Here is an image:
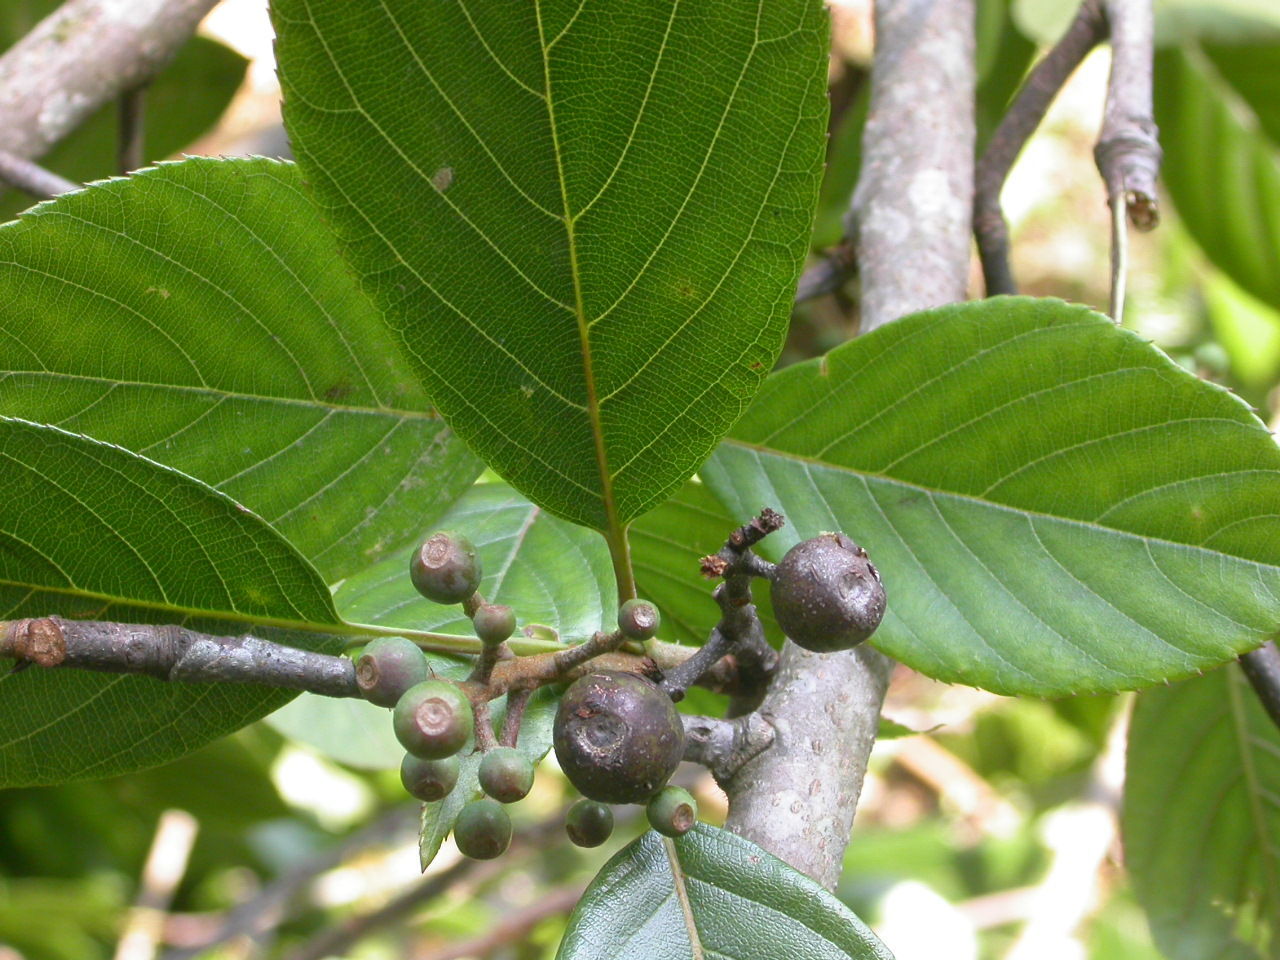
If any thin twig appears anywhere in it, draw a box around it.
[0,148,79,199]
[1240,642,1280,731]
[118,84,148,175]
[794,241,857,304]
[1108,193,1128,322]
[499,688,533,747]
[413,884,585,960]
[114,810,199,960]
[974,0,1106,296]
[681,712,775,783]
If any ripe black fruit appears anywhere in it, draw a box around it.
[400,753,460,802]
[617,598,660,641]
[453,798,512,860]
[393,680,473,759]
[409,532,481,604]
[355,636,430,707]
[770,533,885,652]
[553,671,684,804]
[646,785,697,837]
[565,799,614,847]
[478,747,535,803]
[473,603,516,646]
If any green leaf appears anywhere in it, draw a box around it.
[975,0,1036,150]
[0,3,247,221]
[334,482,616,645]
[557,824,893,960]
[1155,46,1280,311]
[0,157,481,582]
[1124,664,1279,959]
[0,419,342,786]
[1201,42,1280,144]
[418,686,558,870]
[272,0,829,533]
[703,297,1280,697]
[630,480,779,645]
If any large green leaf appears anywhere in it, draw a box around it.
[702,297,1280,697]
[0,157,481,582]
[1155,46,1280,311]
[557,824,893,959]
[0,419,342,786]
[272,0,829,533]
[0,3,247,221]
[1124,664,1279,959]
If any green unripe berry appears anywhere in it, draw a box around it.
[393,680,473,759]
[409,532,481,605]
[473,604,516,646]
[646,786,697,837]
[355,636,430,707]
[565,799,614,848]
[478,747,535,803]
[453,798,512,860]
[617,598,660,641]
[553,671,684,804]
[770,533,885,653]
[399,753,460,802]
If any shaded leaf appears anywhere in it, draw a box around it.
[703,297,1280,696]
[335,482,616,645]
[557,824,893,959]
[1124,664,1279,959]
[273,0,829,532]
[0,157,481,581]
[1155,46,1280,311]
[0,419,342,786]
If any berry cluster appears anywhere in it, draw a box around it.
[357,532,696,861]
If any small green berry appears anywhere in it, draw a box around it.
[454,798,512,860]
[478,747,535,803]
[565,799,614,848]
[617,599,660,641]
[473,603,516,646]
[355,636,430,707]
[399,753,460,802]
[409,532,481,605]
[647,786,697,837]
[393,680,473,759]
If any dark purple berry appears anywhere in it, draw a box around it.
[409,532,481,605]
[553,671,684,804]
[400,753,460,802]
[355,636,430,707]
[453,798,512,860]
[473,604,516,646]
[565,799,614,848]
[646,786,697,837]
[617,599,660,641]
[393,680,473,759]
[770,533,885,653]
[478,747,535,803]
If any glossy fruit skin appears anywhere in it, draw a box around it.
[617,599,660,641]
[473,604,516,646]
[478,747,535,803]
[355,636,430,707]
[553,671,684,804]
[400,753,460,802]
[393,680,473,759]
[409,532,481,604]
[565,799,614,848]
[647,785,698,837]
[454,798,512,860]
[770,533,886,652]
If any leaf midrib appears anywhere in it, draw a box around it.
[0,370,439,420]
[723,437,1280,574]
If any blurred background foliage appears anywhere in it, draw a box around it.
[2,0,1278,958]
